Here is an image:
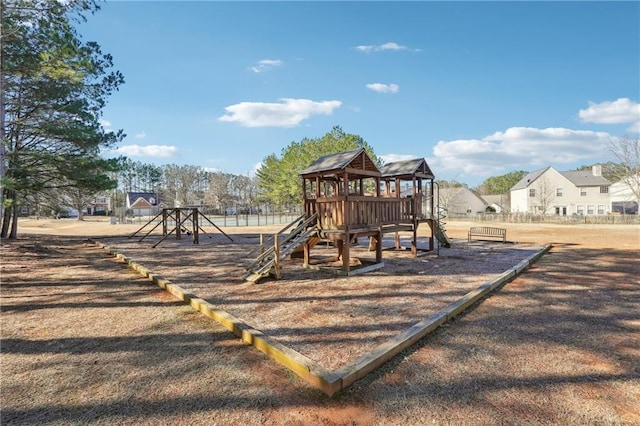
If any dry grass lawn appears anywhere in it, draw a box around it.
[1,217,639,425]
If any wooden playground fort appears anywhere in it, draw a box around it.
[245,148,451,282]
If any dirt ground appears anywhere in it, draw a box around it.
[1,217,639,425]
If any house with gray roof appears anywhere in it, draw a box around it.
[438,186,489,216]
[480,194,507,213]
[510,165,611,216]
[126,192,163,217]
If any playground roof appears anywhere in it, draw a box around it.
[380,158,435,180]
[299,147,380,179]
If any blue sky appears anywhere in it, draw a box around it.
[81,1,640,187]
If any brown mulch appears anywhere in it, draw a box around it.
[97,232,545,371]
[1,221,639,425]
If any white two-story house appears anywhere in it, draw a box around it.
[610,173,639,214]
[510,166,611,216]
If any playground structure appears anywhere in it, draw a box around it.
[245,148,451,282]
[130,207,233,248]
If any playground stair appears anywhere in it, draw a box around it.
[243,213,318,283]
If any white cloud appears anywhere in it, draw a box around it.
[432,127,612,175]
[114,144,178,158]
[354,42,416,53]
[380,154,417,164]
[99,119,114,134]
[366,83,399,94]
[134,131,146,139]
[251,59,283,73]
[218,98,342,128]
[578,98,640,133]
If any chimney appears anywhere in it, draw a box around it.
[592,165,602,176]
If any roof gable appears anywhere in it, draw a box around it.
[130,198,153,208]
[299,148,380,178]
[380,158,434,179]
[510,167,550,190]
[127,192,160,206]
[481,194,505,206]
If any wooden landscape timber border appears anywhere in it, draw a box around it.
[90,238,551,397]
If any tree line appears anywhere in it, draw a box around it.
[2,1,637,238]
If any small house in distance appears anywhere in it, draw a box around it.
[126,192,162,217]
[437,186,489,216]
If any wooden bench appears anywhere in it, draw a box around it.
[468,226,506,242]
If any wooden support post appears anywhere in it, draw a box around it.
[162,209,168,236]
[376,230,382,264]
[274,234,281,280]
[175,209,181,240]
[342,234,351,273]
[411,227,417,257]
[259,234,264,256]
[303,241,310,267]
[192,208,199,244]
[394,231,400,250]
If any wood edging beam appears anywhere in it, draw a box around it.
[90,239,551,397]
[335,243,552,390]
[90,239,342,396]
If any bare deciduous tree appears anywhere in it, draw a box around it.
[533,176,557,215]
[609,135,640,203]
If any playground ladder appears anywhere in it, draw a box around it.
[243,213,318,283]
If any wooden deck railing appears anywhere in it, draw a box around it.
[305,195,426,230]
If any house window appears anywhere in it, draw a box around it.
[598,205,605,215]
[580,188,587,196]
[577,205,584,215]
[587,205,594,215]
[529,188,536,197]
[600,186,609,194]
[556,188,563,197]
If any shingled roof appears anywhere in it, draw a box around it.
[379,158,434,179]
[511,166,611,190]
[299,147,380,178]
[510,167,551,190]
[560,170,611,187]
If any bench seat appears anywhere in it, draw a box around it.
[468,226,506,242]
